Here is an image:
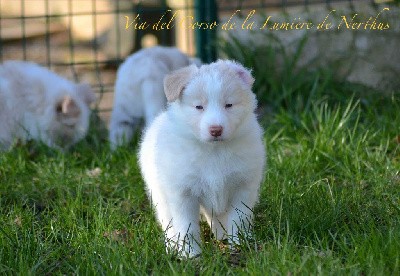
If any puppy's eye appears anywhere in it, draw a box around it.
[225,103,233,109]
[195,105,204,110]
[56,103,63,113]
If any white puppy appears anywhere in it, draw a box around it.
[0,61,95,151]
[109,46,200,149]
[139,60,266,257]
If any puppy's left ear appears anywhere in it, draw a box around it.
[226,61,254,88]
[76,83,97,105]
[164,64,198,102]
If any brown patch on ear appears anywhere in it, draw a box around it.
[164,64,198,102]
[223,60,254,88]
[76,83,96,105]
[57,96,81,117]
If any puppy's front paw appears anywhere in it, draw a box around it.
[166,235,202,259]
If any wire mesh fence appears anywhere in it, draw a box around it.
[0,0,392,122]
[217,0,375,10]
[0,0,195,121]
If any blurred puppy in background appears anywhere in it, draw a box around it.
[0,61,95,151]
[109,46,201,149]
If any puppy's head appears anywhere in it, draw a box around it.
[164,60,257,143]
[45,82,96,148]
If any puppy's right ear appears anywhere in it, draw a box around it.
[164,64,198,102]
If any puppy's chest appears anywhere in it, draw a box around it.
[189,152,247,212]
[199,171,244,210]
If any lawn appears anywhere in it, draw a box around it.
[1,42,399,274]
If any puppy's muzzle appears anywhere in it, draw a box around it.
[209,125,223,138]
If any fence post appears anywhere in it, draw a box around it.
[194,0,218,63]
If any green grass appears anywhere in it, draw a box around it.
[1,40,400,273]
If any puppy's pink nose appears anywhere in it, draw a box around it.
[209,125,223,137]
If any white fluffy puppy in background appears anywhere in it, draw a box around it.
[0,61,96,151]
[109,46,201,149]
[139,60,266,257]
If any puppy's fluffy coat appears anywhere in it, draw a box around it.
[139,60,265,257]
[109,46,200,149]
[0,61,95,150]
